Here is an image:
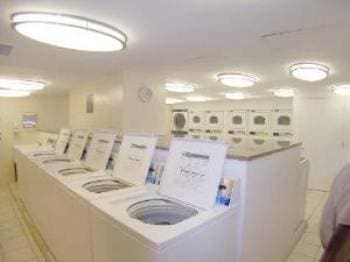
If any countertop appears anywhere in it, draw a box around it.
[155,136,302,161]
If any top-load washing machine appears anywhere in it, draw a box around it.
[30,128,71,157]
[205,110,224,129]
[226,110,247,131]
[272,109,293,132]
[89,139,240,262]
[172,109,188,137]
[248,110,271,134]
[66,134,158,201]
[35,129,89,166]
[42,132,116,183]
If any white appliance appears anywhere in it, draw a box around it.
[42,132,116,183]
[248,110,271,133]
[272,109,293,132]
[30,128,71,157]
[188,110,205,129]
[36,130,89,165]
[205,129,224,142]
[172,109,188,137]
[226,130,247,146]
[188,131,204,140]
[66,135,157,201]
[248,135,269,148]
[89,139,239,262]
[205,110,224,129]
[272,132,293,148]
[227,110,247,131]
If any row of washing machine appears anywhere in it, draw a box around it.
[14,129,240,262]
[172,109,293,136]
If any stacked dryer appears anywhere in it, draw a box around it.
[226,110,248,147]
[204,110,225,141]
[188,110,205,139]
[248,110,271,148]
[271,109,294,147]
[171,109,188,137]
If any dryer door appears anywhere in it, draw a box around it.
[227,111,247,130]
[249,111,270,132]
[189,111,204,129]
[273,111,292,132]
[173,112,188,130]
[205,111,224,129]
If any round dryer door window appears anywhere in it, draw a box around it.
[278,116,291,126]
[193,116,201,124]
[254,116,266,125]
[174,113,186,129]
[232,116,243,125]
[209,116,219,124]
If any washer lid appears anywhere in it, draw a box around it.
[112,135,157,185]
[66,130,89,160]
[85,133,116,170]
[159,139,228,210]
[55,128,71,155]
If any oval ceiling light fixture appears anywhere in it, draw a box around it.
[217,73,257,88]
[331,84,350,95]
[289,63,329,82]
[186,96,209,102]
[0,89,30,97]
[165,83,194,93]
[0,78,45,91]
[274,88,295,98]
[165,97,184,104]
[11,12,127,52]
[225,92,245,100]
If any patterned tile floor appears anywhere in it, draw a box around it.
[0,184,329,262]
[0,185,45,262]
[286,190,329,262]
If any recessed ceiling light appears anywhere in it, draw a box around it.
[165,83,194,93]
[186,96,209,102]
[331,84,350,95]
[0,78,45,91]
[0,89,30,97]
[11,12,127,52]
[274,89,295,98]
[165,97,184,104]
[225,92,245,100]
[217,73,257,88]
[290,63,329,82]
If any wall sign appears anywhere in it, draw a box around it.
[22,113,37,128]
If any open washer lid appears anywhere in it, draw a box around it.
[55,128,71,155]
[85,133,116,170]
[159,139,228,210]
[112,135,157,185]
[66,130,89,160]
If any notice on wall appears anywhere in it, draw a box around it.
[160,139,228,210]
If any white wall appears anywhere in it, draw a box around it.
[0,95,69,183]
[69,74,123,132]
[68,71,170,136]
[294,93,350,190]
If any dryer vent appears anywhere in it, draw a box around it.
[0,43,13,56]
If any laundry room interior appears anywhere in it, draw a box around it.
[0,1,350,262]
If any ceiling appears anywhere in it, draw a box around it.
[1,0,350,99]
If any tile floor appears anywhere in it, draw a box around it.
[286,189,329,262]
[0,186,45,262]
[0,184,329,262]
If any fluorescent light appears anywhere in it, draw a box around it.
[165,97,184,104]
[225,92,245,100]
[0,90,30,97]
[186,96,208,102]
[12,13,127,52]
[0,78,45,91]
[331,84,350,95]
[290,63,329,82]
[217,73,257,88]
[165,83,194,93]
[274,89,295,98]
